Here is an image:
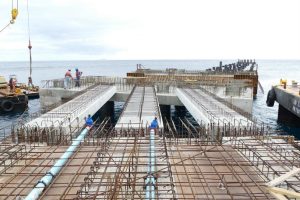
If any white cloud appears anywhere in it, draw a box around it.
[0,0,299,61]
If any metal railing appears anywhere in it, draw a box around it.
[42,76,134,92]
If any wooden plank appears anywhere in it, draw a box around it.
[0,89,10,96]
[269,191,288,200]
[267,167,300,187]
[268,187,300,199]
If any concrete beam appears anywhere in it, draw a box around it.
[26,86,117,134]
[110,91,183,106]
[75,86,116,126]
[39,85,93,107]
[40,88,79,107]
[156,93,183,106]
[223,97,253,114]
[175,88,211,124]
[41,88,251,113]
[115,87,163,129]
[175,88,251,126]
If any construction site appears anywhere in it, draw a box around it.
[0,60,299,200]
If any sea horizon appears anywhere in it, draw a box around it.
[1,58,300,62]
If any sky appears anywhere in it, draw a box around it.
[0,0,300,61]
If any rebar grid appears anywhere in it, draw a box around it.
[0,145,108,200]
[164,116,269,146]
[39,85,111,124]
[0,145,69,199]
[0,124,13,142]
[0,144,27,174]
[229,137,300,194]
[0,118,113,200]
[77,128,175,200]
[1,130,299,199]
[166,139,275,200]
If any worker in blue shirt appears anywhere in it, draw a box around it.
[85,114,93,127]
[149,117,159,134]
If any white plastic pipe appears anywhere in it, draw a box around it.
[25,126,90,200]
[145,129,156,199]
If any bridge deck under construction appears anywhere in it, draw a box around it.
[0,60,299,200]
[2,134,296,199]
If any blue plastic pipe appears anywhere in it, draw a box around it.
[145,129,156,199]
[25,126,90,200]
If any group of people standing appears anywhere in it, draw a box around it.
[64,68,83,89]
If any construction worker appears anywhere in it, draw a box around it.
[75,68,82,87]
[149,117,159,134]
[28,77,34,88]
[64,69,73,89]
[9,77,16,93]
[85,114,93,127]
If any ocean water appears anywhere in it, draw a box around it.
[0,60,299,138]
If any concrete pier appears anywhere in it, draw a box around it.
[39,84,94,107]
[25,85,116,134]
[272,84,300,124]
[36,81,253,131]
[176,88,251,126]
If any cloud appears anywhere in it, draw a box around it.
[0,0,300,61]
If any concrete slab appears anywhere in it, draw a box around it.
[39,84,94,107]
[115,86,163,129]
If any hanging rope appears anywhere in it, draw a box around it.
[26,0,33,86]
[0,23,11,33]
[26,0,31,41]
